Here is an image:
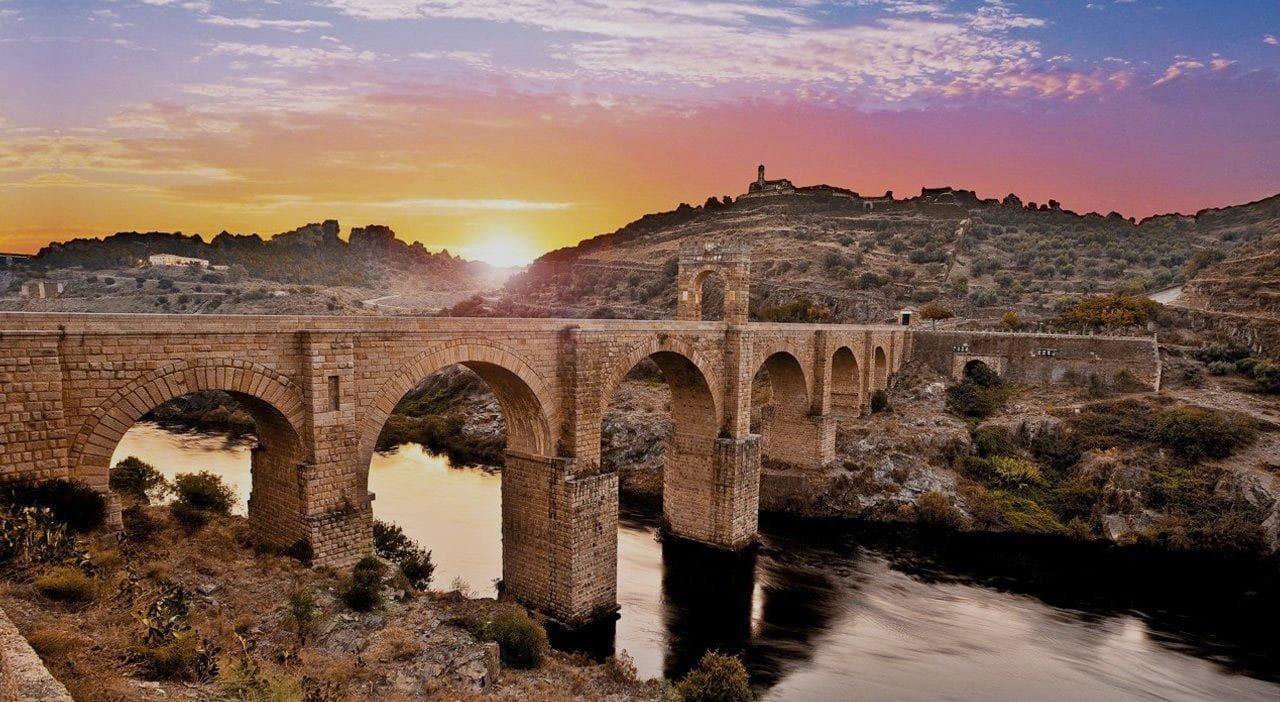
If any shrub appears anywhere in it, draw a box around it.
[135,586,220,682]
[171,502,211,532]
[469,606,548,669]
[0,506,88,567]
[965,456,1045,488]
[172,472,236,515]
[972,425,1018,458]
[1155,406,1256,459]
[914,491,965,528]
[288,588,319,645]
[342,557,386,612]
[674,652,754,702]
[1,479,107,533]
[869,389,890,413]
[1055,294,1158,330]
[34,566,95,602]
[373,520,435,590]
[110,457,169,504]
[1206,361,1235,376]
[122,505,162,542]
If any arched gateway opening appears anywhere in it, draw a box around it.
[72,361,308,550]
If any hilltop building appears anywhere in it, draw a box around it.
[744,164,796,197]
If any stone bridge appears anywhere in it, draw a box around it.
[0,242,1159,626]
[0,244,915,626]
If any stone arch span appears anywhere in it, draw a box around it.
[830,346,862,424]
[358,339,555,480]
[601,336,729,545]
[69,359,309,549]
[753,351,825,468]
[599,335,722,436]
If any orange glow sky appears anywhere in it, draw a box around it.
[2,1,1279,264]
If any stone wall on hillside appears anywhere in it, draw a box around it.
[910,330,1160,389]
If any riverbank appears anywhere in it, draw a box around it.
[0,503,660,701]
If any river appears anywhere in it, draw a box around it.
[114,423,1280,700]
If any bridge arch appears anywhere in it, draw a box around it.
[69,359,309,549]
[830,345,862,424]
[873,346,889,390]
[752,351,816,467]
[600,335,722,432]
[358,339,555,480]
[600,335,726,545]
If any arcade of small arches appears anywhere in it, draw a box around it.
[0,244,909,626]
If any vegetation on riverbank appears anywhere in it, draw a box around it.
[1,475,663,701]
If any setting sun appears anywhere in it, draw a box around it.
[466,231,538,268]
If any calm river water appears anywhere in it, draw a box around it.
[114,423,1280,701]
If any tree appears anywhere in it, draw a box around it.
[1000,311,1022,331]
[919,304,953,330]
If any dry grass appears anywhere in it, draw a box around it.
[2,504,660,701]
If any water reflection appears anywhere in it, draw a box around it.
[114,426,1280,701]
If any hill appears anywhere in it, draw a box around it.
[28,220,487,288]
[486,172,1280,323]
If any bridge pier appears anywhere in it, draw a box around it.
[501,451,619,626]
[759,412,836,472]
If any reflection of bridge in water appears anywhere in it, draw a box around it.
[0,242,1157,626]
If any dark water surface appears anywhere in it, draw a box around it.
[116,426,1280,701]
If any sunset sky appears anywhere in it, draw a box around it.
[2,1,1278,264]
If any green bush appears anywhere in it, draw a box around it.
[1236,357,1280,393]
[34,566,95,602]
[110,457,169,504]
[373,520,436,590]
[945,366,1013,419]
[1155,406,1256,459]
[965,456,1045,489]
[469,606,548,669]
[342,557,386,612]
[0,506,88,567]
[287,588,319,645]
[172,472,236,515]
[1,479,107,533]
[674,651,754,702]
[971,425,1018,458]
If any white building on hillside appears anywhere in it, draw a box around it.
[149,254,210,268]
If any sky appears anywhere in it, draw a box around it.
[1,1,1278,265]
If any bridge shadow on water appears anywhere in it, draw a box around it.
[553,509,1280,695]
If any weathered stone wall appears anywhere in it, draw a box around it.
[0,333,68,483]
[910,330,1160,388]
[0,605,72,702]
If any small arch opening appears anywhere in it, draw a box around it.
[695,269,726,321]
[873,347,889,390]
[830,346,861,423]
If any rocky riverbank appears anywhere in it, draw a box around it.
[0,504,660,701]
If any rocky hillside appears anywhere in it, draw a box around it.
[487,183,1280,323]
[3,220,508,315]
[1181,227,1280,319]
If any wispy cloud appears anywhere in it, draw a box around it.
[200,16,332,33]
